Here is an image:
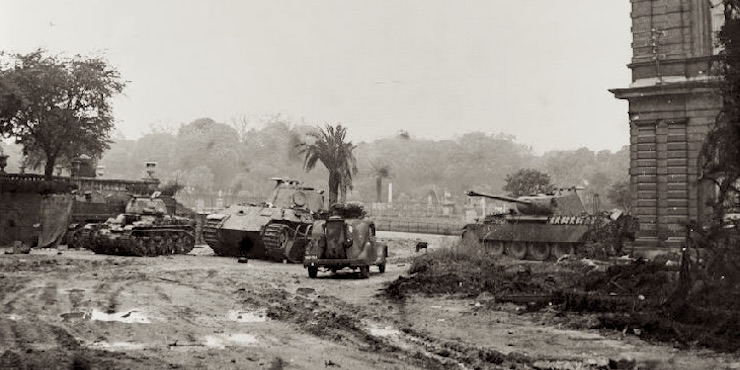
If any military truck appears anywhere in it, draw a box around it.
[304,203,388,279]
[203,178,325,262]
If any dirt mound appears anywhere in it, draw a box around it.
[384,244,590,300]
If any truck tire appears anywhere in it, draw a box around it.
[308,266,318,278]
[359,265,370,279]
[378,262,386,273]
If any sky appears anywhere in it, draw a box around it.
[0,0,634,153]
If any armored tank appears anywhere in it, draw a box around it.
[202,178,325,262]
[304,203,387,278]
[86,195,196,256]
[463,188,611,260]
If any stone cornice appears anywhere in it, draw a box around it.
[610,79,721,99]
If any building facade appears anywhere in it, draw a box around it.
[611,0,724,248]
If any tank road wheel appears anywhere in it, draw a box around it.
[162,233,175,254]
[179,233,195,255]
[484,240,505,256]
[130,236,147,257]
[170,233,182,253]
[552,244,575,259]
[308,266,318,279]
[529,243,551,261]
[359,265,370,279]
[506,242,528,260]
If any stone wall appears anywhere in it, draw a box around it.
[0,192,42,246]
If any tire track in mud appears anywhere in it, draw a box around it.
[40,282,58,308]
[235,287,502,370]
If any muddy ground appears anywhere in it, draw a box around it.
[1,232,740,370]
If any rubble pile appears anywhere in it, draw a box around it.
[386,242,740,352]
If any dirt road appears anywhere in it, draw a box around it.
[1,232,739,369]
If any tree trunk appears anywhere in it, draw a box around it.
[376,176,382,203]
[328,172,340,206]
[43,155,56,180]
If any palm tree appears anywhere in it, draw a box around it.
[299,124,358,205]
[371,161,391,203]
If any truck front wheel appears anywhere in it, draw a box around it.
[308,266,318,278]
[359,265,370,279]
[378,262,386,273]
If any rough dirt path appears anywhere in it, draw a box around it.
[0,232,738,369]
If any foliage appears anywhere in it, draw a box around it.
[701,1,740,224]
[4,121,630,208]
[299,124,358,204]
[0,50,125,179]
[175,118,245,190]
[606,179,633,213]
[503,169,552,197]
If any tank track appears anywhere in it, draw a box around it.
[262,223,309,263]
[202,218,225,255]
[90,228,195,256]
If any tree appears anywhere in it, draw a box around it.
[371,161,391,203]
[175,118,244,190]
[702,1,740,223]
[299,124,358,205]
[503,169,552,197]
[0,50,125,179]
[607,180,632,213]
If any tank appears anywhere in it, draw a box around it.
[304,203,388,278]
[202,178,325,262]
[462,188,612,260]
[86,195,196,256]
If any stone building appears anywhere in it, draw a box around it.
[611,0,724,249]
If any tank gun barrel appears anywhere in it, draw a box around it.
[465,190,533,205]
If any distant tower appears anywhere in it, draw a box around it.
[611,0,724,250]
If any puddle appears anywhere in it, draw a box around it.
[60,309,150,323]
[203,333,258,348]
[60,312,88,321]
[227,310,268,323]
[365,322,402,337]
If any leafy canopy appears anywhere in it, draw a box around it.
[0,49,125,178]
[299,124,358,204]
[503,169,552,197]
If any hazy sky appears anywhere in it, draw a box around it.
[0,0,633,153]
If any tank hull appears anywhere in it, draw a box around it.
[462,216,604,260]
[203,227,266,258]
[202,205,314,262]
